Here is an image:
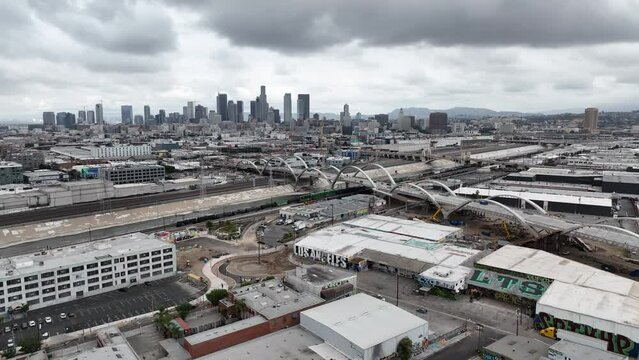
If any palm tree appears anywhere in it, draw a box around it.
[153,307,172,336]
[235,299,248,319]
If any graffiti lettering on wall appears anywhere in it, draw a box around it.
[294,245,348,268]
[482,353,504,360]
[467,269,547,300]
[535,312,639,357]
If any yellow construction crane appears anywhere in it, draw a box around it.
[430,208,442,222]
[502,220,512,240]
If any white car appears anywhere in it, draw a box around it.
[28,320,36,327]
[44,316,52,324]
[7,339,14,348]
[59,313,67,319]
[41,332,49,339]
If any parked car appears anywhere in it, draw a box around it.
[21,322,28,329]
[41,332,49,339]
[59,313,67,319]
[44,317,52,324]
[7,339,14,348]
[416,308,428,314]
[28,320,36,327]
[4,326,10,334]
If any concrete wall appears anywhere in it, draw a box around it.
[183,319,272,358]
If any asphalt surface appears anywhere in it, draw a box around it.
[428,326,505,360]
[0,178,269,227]
[0,276,202,351]
[260,222,295,248]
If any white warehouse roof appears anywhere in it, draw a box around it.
[301,293,427,350]
[345,214,462,242]
[478,245,639,298]
[455,186,612,207]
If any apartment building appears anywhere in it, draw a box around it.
[0,233,176,315]
[0,161,23,185]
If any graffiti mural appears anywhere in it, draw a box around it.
[467,269,548,300]
[535,312,639,357]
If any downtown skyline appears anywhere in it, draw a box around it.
[1,0,639,121]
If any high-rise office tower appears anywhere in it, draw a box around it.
[250,100,257,119]
[87,110,95,124]
[95,103,104,125]
[182,106,188,119]
[78,110,86,124]
[216,93,228,121]
[273,109,280,123]
[267,107,275,123]
[144,105,151,125]
[43,112,55,126]
[236,101,244,122]
[134,115,144,125]
[341,104,352,135]
[584,107,599,131]
[158,110,166,124]
[187,101,195,120]
[195,104,208,120]
[56,112,75,128]
[56,112,66,126]
[297,94,310,120]
[227,101,237,124]
[283,93,292,124]
[429,112,448,134]
[257,85,268,122]
[374,114,389,129]
[121,105,133,124]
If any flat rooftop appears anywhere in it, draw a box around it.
[478,245,639,298]
[295,217,479,270]
[301,293,428,350]
[185,316,267,345]
[231,279,324,320]
[455,186,612,207]
[0,233,169,278]
[483,335,549,360]
[345,214,461,242]
[198,326,323,360]
[550,340,628,360]
[287,265,355,286]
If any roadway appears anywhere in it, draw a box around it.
[0,178,270,227]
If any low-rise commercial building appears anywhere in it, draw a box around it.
[0,233,175,316]
[547,340,629,360]
[279,194,385,226]
[0,161,23,185]
[481,335,549,360]
[284,265,356,300]
[23,170,69,184]
[102,164,165,185]
[294,215,476,276]
[301,293,429,360]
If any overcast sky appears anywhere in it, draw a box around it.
[1,0,639,121]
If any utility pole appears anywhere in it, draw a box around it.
[395,270,400,306]
[516,308,521,336]
[476,323,484,352]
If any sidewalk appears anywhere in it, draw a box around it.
[417,331,471,359]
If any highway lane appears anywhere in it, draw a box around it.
[0,178,270,227]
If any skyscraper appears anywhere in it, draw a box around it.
[297,94,310,120]
[283,93,292,124]
[195,104,208,120]
[216,93,228,121]
[227,101,237,124]
[257,85,268,122]
[340,104,352,135]
[374,114,389,129]
[43,112,55,126]
[584,107,599,132]
[87,110,95,124]
[95,103,104,125]
[250,100,256,119]
[134,115,144,125]
[187,101,195,120]
[182,106,188,119]
[121,105,133,124]
[78,110,86,124]
[158,110,166,124]
[236,101,244,122]
[144,105,151,125]
[429,112,448,134]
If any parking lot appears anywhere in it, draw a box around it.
[0,276,203,350]
[260,222,297,248]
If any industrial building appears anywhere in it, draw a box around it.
[23,170,69,184]
[279,194,385,226]
[300,293,429,360]
[182,279,323,358]
[0,233,176,316]
[0,161,23,185]
[102,164,165,185]
[51,144,152,160]
[294,215,477,276]
[466,245,639,358]
[481,335,549,360]
[284,265,357,300]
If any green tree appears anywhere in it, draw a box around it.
[235,299,248,319]
[175,303,195,319]
[153,307,172,329]
[18,336,41,354]
[396,337,413,360]
[3,347,16,358]
[206,289,228,305]
[280,232,294,243]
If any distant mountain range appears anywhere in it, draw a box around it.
[387,107,538,119]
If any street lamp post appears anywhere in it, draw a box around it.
[516,308,521,336]
[476,323,484,352]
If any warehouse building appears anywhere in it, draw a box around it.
[467,245,639,358]
[23,170,69,184]
[481,335,549,360]
[300,293,429,360]
[102,164,165,185]
[279,194,385,226]
[284,265,357,300]
[0,233,175,316]
[294,215,476,277]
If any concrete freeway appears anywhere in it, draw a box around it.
[0,178,270,227]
